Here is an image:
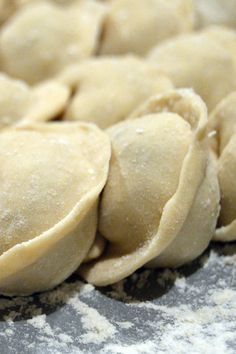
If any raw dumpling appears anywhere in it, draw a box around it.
[79,89,220,286]
[0,0,107,83]
[99,0,194,56]
[194,0,236,29]
[0,73,69,129]
[0,122,110,295]
[148,27,236,111]
[58,56,173,129]
[209,91,236,241]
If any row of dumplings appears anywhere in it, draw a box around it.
[0,0,236,296]
[0,0,236,84]
[0,86,236,296]
[1,25,236,128]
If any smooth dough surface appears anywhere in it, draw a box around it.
[0,122,111,295]
[0,0,107,83]
[99,0,194,56]
[59,56,173,129]
[194,0,236,29]
[148,27,236,111]
[0,73,69,129]
[209,91,236,241]
[79,89,219,286]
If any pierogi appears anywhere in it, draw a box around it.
[0,0,107,83]
[79,89,220,286]
[148,27,236,111]
[99,0,194,56]
[0,73,69,129]
[0,122,110,295]
[58,56,173,129]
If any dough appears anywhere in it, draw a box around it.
[194,0,236,29]
[0,0,107,83]
[0,73,69,129]
[0,122,111,295]
[209,91,236,241]
[99,0,194,56]
[79,89,220,286]
[59,56,173,129]
[148,27,236,111]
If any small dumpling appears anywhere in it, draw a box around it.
[148,27,236,111]
[194,0,236,29]
[58,56,173,129]
[209,91,236,241]
[0,122,111,295]
[99,0,194,56]
[79,89,220,286]
[0,0,107,83]
[0,73,69,129]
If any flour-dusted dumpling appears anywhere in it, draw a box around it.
[148,27,236,111]
[194,0,236,29]
[0,0,107,84]
[58,56,173,129]
[209,91,236,242]
[0,73,69,129]
[0,122,110,296]
[99,0,194,56]
[79,90,220,286]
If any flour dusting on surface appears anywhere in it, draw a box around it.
[0,245,235,354]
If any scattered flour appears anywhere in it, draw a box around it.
[0,247,235,354]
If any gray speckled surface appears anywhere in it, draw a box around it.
[0,242,236,354]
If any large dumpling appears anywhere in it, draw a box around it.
[0,122,110,295]
[148,27,236,111]
[0,73,69,129]
[79,89,220,286]
[0,0,107,83]
[209,91,236,241]
[194,0,236,29]
[58,56,173,129]
[99,0,194,56]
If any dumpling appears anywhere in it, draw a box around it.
[209,91,236,241]
[58,56,173,129]
[194,0,236,29]
[0,0,107,83]
[98,0,194,56]
[79,89,220,286]
[0,73,69,129]
[0,122,110,296]
[148,27,236,111]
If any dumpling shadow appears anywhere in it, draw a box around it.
[97,246,211,303]
[0,273,82,323]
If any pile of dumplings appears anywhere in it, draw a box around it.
[0,0,235,296]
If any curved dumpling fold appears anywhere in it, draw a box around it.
[99,0,194,56]
[148,26,236,111]
[209,91,236,241]
[0,0,107,83]
[58,56,173,129]
[0,73,69,129]
[79,89,220,286]
[0,122,110,295]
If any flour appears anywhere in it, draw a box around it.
[0,246,235,354]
